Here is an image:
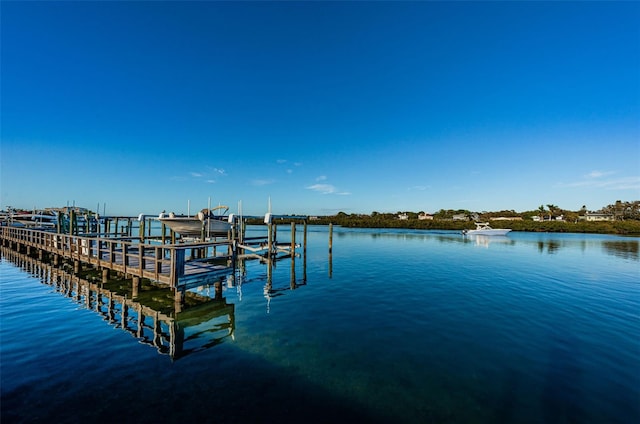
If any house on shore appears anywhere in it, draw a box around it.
[582,212,615,222]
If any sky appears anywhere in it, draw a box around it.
[1,1,639,217]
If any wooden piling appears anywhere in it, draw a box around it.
[329,223,333,254]
[303,219,308,256]
[69,209,76,235]
[139,219,145,242]
[290,222,296,258]
[267,222,273,260]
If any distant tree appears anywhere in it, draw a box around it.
[546,204,558,220]
[538,205,545,221]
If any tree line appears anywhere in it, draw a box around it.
[250,200,640,235]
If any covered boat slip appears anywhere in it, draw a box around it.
[0,226,236,289]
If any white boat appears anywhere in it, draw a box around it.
[10,210,58,229]
[158,206,233,237]
[462,222,511,236]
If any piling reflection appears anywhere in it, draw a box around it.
[261,252,307,314]
[0,247,235,361]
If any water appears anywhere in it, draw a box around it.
[1,227,639,423]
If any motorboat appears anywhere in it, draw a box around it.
[158,206,233,237]
[7,209,58,229]
[462,222,511,236]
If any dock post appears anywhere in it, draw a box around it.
[139,219,145,242]
[74,260,80,274]
[329,223,333,254]
[69,209,75,235]
[291,222,296,258]
[102,268,110,283]
[273,223,277,245]
[267,222,273,260]
[303,219,308,256]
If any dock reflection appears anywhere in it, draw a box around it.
[1,247,235,361]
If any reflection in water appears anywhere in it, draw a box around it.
[262,253,307,314]
[1,247,235,361]
[466,235,514,248]
[602,240,639,261]
[537,240,561,254]
[335,227,640,259]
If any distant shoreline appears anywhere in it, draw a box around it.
[252,217,640,236]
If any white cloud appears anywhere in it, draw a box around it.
[277,159,287,164]
[316,175,327,181]
[305,183,351,196]
[190,168,226,179]
[585,170,615,178]
[306,183,336,194]
[206,180,216,184]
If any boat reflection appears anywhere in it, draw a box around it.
[465,234,514,248]
[1,247,235,361]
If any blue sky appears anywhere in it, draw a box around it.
[2,1,639,217]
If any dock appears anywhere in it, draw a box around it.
[0,213,311,296]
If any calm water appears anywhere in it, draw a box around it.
[1,226,639,423]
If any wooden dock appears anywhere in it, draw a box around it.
[0,226,237,289]
[0,215,311,291]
